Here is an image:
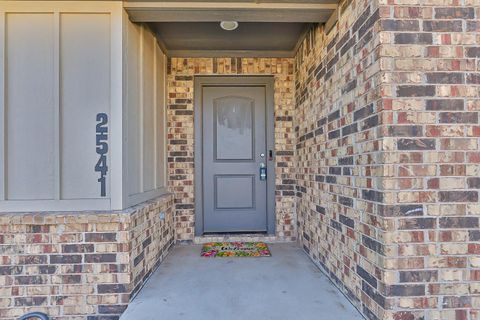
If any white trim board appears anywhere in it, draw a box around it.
[125,1,337,23]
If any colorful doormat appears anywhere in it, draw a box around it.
[201,242,271,257]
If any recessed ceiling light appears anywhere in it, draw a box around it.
[220,21,239,31]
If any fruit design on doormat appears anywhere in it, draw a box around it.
[201,242,271,257]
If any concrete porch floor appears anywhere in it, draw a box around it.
[121,243,363,320]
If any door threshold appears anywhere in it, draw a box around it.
[193,233,280,244]
[203,231,267,235]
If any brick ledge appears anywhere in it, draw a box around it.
[0,193,174,223]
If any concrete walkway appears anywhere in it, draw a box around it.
[121,243,363,320]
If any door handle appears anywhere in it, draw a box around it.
[259,163,267,181]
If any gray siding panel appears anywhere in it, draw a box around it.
[5,13,55,200]
[124,20,168,207]
[60,13,111,199]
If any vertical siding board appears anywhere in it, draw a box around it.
[125,20,142,197]
[160,52,167,189]
[0,11,4,201]
[5,13,55,200]
[154,45,166,190]
[157,48,167,189]
[153,41,158,189]
[121,11,129,209]
[142,30,155,192]
[59,13,111,199]
[139,26,145,194]
[53,11,60,200]
[109,5,124,209]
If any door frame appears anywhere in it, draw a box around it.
[194,76,275,236]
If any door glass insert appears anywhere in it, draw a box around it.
[214,96,254,160]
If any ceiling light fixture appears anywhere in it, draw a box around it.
[220,21,239,31]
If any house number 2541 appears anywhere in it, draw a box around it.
[95,113,108,197]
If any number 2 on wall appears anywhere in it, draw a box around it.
[95,113,108,197]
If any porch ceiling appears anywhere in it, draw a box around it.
[150,22,313,57]
[124,1,338,57]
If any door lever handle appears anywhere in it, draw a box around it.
[259,163,267,181]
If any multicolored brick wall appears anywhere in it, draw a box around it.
[0,194,174,319]
[295,0,480,319]
[295,0,385,318]
[1,2,478,319]
[379,1,480,320]
[129,196,175,298]
[167,58,296,241]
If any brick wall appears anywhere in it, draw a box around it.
[0,194,174,319]
[167,58,296,241]
[380,2,480,320]
[294,0,385,318]
[295,0,480,319]
[129,197,175,298]
[1,2,478,319]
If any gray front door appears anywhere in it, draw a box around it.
[201,85,268,233]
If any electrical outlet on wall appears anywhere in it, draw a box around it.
[159,212,166,221]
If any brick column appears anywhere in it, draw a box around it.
[296,0,480,319]
[380,2,480,319]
